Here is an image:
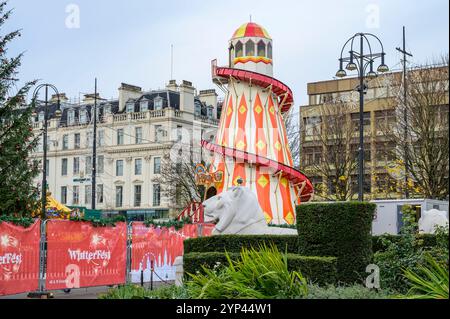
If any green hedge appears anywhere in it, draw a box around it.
[297,202,376,284]
[183,252,337,286]
[184,235,299,254]
[372,233,441,252]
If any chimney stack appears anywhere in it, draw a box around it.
[118,83,142,112]
[179,80,195,113]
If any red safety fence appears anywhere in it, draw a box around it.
[45,220,127,290]
[0,220,40,296]
[130,223,214,283]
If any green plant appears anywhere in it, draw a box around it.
[143,217,192,230]
[401,253,449,299]
[183,251,337,286]
[305,284,391,299]
[184,235,299,254]
[99,284,153,299]
[0,215,36,228]
[297,202,375,284]
[372,233,443,253]
[185,244,309,299]
[69,215,126,227]
[374,205,425,292]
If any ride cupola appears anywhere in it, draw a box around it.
[202,21,314,225]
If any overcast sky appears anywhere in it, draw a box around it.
[7,0,449,112]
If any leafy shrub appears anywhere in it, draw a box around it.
[401,253,449,299]
[99,284,153,299]
[185,244,309,299]
[372,234,442,253]
[184,252,337,286]
[374,206,422,292]
[297,202,375,284]
[184,235,299,254]
[305,284,391,299]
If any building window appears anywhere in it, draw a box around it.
[154,157,161,174]
[85,185,91,206]
[177,125,182,141]
[153,184,161,206]
[45,159,49,177]
[154,97,163,110]
[126,102,134,113]
[38,111,44,122]
[245,40,255,56]
[351,112,371,131]
[135,127,143,144]
[61,158,68,176]
[155,125,163,142]
[73,186,79,205]
[116,160,124,176]
[98,130,104,147]
[79,108,87,124]
[73,157,80,174]
[235,41,243,58]
[62,134,69,150]
[267,42,272,59]
[135,158,142,175]
[85,156,92,175]
[140,100,148,112]
[68,109,75,125]
[97,155,104,174]
[86,131,93,147]
[74,133,81,149]
[61,186,67,205]
[97,184,103,204]
[116,186,123,207]
[257,40,266,57]
[117,129,124,145]
[103,104,111,115]
[134,185,142,207]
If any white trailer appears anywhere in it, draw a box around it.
[371,199,449,235]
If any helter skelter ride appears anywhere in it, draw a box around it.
[183,22,314,225]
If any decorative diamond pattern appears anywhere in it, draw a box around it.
[264,212,272,223]
[239,105,247,114]
[256,140,266,151]
[257,175,269,188]
[236,140,246,150]
[275,141,282,151]
[227,106,233,116]
[254,104,263,115]
[284,211,294,225]
[280,177,288,188]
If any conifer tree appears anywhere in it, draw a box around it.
[0,1,39,216]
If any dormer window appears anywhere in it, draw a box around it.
[126,101,134,113]
[140,99,148,112]
[257,40,266,57]
[154,97,163,110]
[207,106,213,119]
[104,103,111,114]
[245,40,255,56]
[68,109,75,125]
[235,41,243,58]
[79,108,87,124]
[38,111,45,122]
[194,101,201,117]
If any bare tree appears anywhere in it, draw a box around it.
[152,151,204,212]
[284,109,301,168]
[302,100,359,201]
[383,57,449,200]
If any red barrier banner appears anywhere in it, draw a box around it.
[130,223,214,283]
[0,220,40,296]
[45,221,126,290]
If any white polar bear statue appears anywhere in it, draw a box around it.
[202,186,298,235]
[418,209,449,234]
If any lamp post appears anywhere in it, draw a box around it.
[335,33,389,201]
[32,84,61,219]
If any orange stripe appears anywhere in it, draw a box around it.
[253,93,267,157]
[234,57,272,65]
[235,94,248,152]
[221,95,234,148]
[256,166,272,223]
[278,177,295,225]
[232,163,246,186]
[267,97,285,163]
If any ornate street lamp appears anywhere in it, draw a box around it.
[31,84,61,219]
[335,33,389,201]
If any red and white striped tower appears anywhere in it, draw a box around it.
[202,22,314,225]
